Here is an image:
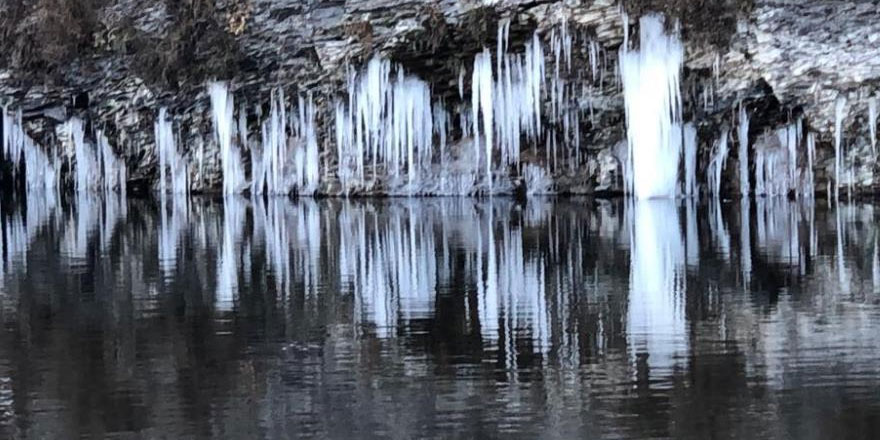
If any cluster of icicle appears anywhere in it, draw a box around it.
[204,82,322,197]
[2,106,126,197]
[331,18,591,195]
[65,117,128,194]
[2,106,60,194]
[148,18,597,198]
[332,30,548,195]
[619,13,684,199]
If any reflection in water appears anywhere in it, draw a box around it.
[0,196,880,438]
[628,200,686,375]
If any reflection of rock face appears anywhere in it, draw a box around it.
[1,1,879,195]
[628,200,687,374]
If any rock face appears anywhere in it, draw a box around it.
[0,0,878,196]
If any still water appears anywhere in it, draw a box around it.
[0,195,879,439]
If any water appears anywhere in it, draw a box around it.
[0,196,879,438]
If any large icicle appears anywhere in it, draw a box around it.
[834,96,847,201]
[155,108,188,195]
[805,132,816,198]
[683,123,697,196]
[97,131,127,194]
[707,128,730,197]
[620,14,684,199]
[295,94,321,195]
[10,111,59,195]
[209,82,245,195]
[869,96,877,155]
[255,89,290,195]
[737,105,750,196]
[473,49,495,188]
[335,56,451,194]
[68,117,100,193]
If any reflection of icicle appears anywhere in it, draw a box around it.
[0,206,28,279]
[216,196,246,310]
[740,198,752,281]
[64,192,98,261]
[253,197,290,293]
[835,204,849,293]
[159,194,189,282]
[100,193,126,252]
[710,198,731,259]
[628,200,687,374]
[755,199,800,265]
[873,234,880,294]
[685,199,699,266]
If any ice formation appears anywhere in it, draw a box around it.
[3,108,59,194]
[64,117,127,194]
[628,200,687,372]
[155,108,189,196]
[97,131,127,194]
[737,105,750,196]
[682,123,697,196]
[707,128,730,197]
[869,96,877,156]
[68,118,97,192]
[210,82,245,195]
[335,56,446,194]
[472,49,495,188]
[620,14,684,199]
[834,96,847,201]
[805,132,816,198]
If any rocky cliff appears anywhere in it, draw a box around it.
[0,0,878,197]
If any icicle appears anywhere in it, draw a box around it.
[738,105,750,196]
[97,130,127,194]
[806,132,816,198]
[209,82,245,195]
[834,96,847,201]
[458,66,465,100]
[707,128,730,197]
[712,53,721,84]
[786,121,798,195]
[869,95,877,155]
[294,94,320,195]
[12,112,59,195]
[2,104,17,163]
[256,88,290,195]
[589,41,600,83]
[620,14,684,199]
[155,108,188,196]
[68,117,100,193]
[472,49,494,188]
[335,55,448,194]
[683,123,697,196]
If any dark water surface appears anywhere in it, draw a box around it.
[0,195,879,439]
